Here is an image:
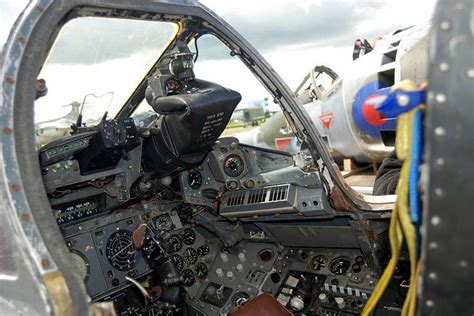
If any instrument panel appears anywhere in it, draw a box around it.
[39,122,398,315]
[62,210,150,298]
[180,138,331,220]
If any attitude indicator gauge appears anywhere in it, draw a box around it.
[106,230,137,271]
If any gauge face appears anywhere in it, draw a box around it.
[155,214,173,231]
[70,251,90,282]
[103,120,127,145]
[180,269,195,287]
[311,255,328,271]
[165,78,183,95]
[105,230,137,271]
[197,244,210,257]
[167,235,183,253]
[223,154,245,177]
[181,228,196,245]
[187,170,202,189]
[195,262,208,279]
[172,254,184,271]
[232,292,250,308]
[183,247,198,265]
[352,263,362,273]
[329,257,351,275]
[226,180,240,191]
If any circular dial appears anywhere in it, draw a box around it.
[183,247,198,265]
[70,251,90,281]
[352,263,362,273]
[106,230,137,271]
[226,180,240,191]
[167,235,183,253]
[232,292,250,308]
[180,269,195,287]
[181,228,196,245]
[197,244,210,257]
[172,254,184,271]
[311,255,328,271]
[329,257,351,275]
[195,262,208,279]
[103,120,127,145]
[223,154,245,177]
[165,78,183,95]
[187,170,203,189]
[154,214,173,231]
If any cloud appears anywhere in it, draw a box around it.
[198,0,435,60]
[2,0,435,65]
[3,0,436,119]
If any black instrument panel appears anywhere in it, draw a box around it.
[62,211,150,299]
[180,137,296,209]
[52,194,105,225]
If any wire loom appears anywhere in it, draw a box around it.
[362,80,426,316]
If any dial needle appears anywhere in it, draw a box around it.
[111,241,133,259]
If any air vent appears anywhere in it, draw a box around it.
[269,185,288,201]
[225,184,290,207]
[219,184,324,220]
[248,188,268,204]
[227,191,246,206]
[378,68,395,86]
[390,40,400,48]
[381,48,398,65]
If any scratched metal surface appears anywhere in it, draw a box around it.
[419,0,474,314]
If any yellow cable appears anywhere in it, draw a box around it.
[361,164,405,316]
[362,81,422,315]
[408,260,423,316]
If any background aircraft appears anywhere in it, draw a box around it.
[233,24,430,164]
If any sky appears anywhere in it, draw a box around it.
[0,0,436,122]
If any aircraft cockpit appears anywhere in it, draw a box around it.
[0,1,472,315]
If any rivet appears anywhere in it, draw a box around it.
[434,187,443,197]
[435,93,446,103]
[11,183,21,192]
[439,62,449,72]
[41,258,51,269]
[440,21,450,30]
[428,272,437,280]
[459,260,468,268]
[18,36,26,44]
[427,91,434,103]
[435,158,445,166]
[428,242,438,249]
[397,94,410,106]
[467,69,474,78]
[431,216,441,226]
[6,77,15,84]
[434,127,446,136]
[455,2,465,9]
[20,213,30,222]
[426,300,434,307]
[3,127,13,134]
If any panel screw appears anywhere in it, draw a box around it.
[3,127,13,134]
[11,183,21,192]
[396,94,410,106]
[20,213,30,222]
[41,259,51,269]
